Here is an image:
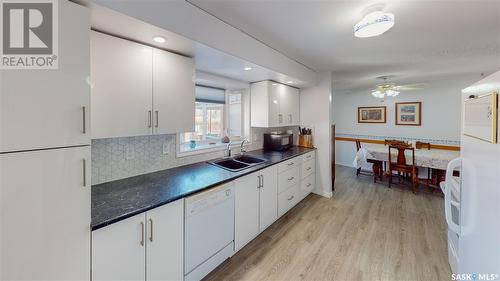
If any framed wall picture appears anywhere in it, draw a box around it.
[358,106,386,123]
[395,102,422,126]
[463,93,497,143]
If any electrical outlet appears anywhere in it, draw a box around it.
[162,143,170,155]
[125,146,134,160]
[253,133,258,142]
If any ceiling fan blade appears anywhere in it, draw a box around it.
[394,83,425,90]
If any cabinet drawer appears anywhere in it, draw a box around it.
[301,159,315,179]
[300,174,315,198]
[278,157,300,173]
[278,184,299,217]
[278,166,300,194]
[301,151,315,162]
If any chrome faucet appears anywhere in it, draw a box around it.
[240,138,249,154]
[224,141,233,158]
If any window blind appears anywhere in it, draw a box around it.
[195,85,226,104]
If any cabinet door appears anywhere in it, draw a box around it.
[153,49,195,134]
[90,31,153,139]
[0,146,90,280]
[92,213,146,281]
[289,87,300,126]
[234,172,260,251]
[0,1,90,152]
[268,82,282,127]
[280,86,300,126]
[259,166,278,232]
[146,199,184,281]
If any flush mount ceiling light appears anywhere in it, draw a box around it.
[243,67,253,71]
[354,11,394,38]
[152,36,166,43]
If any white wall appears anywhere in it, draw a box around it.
[300,72,333,198]
[333,75,477,167]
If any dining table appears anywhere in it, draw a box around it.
[363,143,460,170]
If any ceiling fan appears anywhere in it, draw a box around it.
[371,76,424,99]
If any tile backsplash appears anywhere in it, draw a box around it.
[91,127,298,185]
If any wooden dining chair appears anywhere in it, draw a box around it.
[355,140,383,182]
[388,145,419,193]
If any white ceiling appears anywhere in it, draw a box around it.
[74,0,310,88]
[188,0,500,92]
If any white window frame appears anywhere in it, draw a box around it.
[177,89,249,157]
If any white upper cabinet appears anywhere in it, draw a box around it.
[153,49,195,134]
[250,81,300,127]
[90,31,153,139]
[90,32,195,139]
[0,1,90,153]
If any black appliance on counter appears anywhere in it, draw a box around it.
[263,133,293,151]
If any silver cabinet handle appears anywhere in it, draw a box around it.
[140,222,145,246]
[306,154,312,158]
[261,174,264,187]
[287,195,294,201]
[82,106,86,134]
[288,162,294,166]
[149,218,153,242]
[155,110,159,128]
[147,111,152,128]
[306,183,312,187]
[306,167,312,171]
[288,176,295,181]
[257,175,261,188]
[82,158,87,187]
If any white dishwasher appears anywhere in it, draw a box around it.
[184,182,235,281]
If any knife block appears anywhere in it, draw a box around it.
[298,135,313,148]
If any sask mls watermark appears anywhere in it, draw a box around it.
[0,0,58,69]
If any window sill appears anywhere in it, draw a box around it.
[176,140,246,158]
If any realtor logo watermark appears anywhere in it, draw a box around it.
[0,0,58,69]
[452,273,499,281]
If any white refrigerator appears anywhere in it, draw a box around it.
[444,70,500,277]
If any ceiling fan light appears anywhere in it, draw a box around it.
[354,11,395,38]
[371,90,385,98]
[386,90,400,97]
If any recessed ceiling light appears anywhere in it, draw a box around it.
[271,83,278,86]
[354,11,394,38]
[243,67,253,71]
[152,36,166,43]
[287,81,294,84]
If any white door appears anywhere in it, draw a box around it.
[0,1,90,152]
[153,48,195,134]
[259,166,278,232]
[234,172,260,251]
[146,199,184,281]
[92,213,146,281]
[90,31,153,139]
[0,146,91,280]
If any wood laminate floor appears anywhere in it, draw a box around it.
[204,165,451,281]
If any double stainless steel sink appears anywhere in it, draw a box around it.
[208,155,267,172]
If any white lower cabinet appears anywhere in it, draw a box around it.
[234,166,278,251]
[278,184,300,217]
[92,199,184,281]
[0,146,91,281]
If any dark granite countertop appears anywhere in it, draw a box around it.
[91,146,316,230]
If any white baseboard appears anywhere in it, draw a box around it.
[312,188,333,198]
